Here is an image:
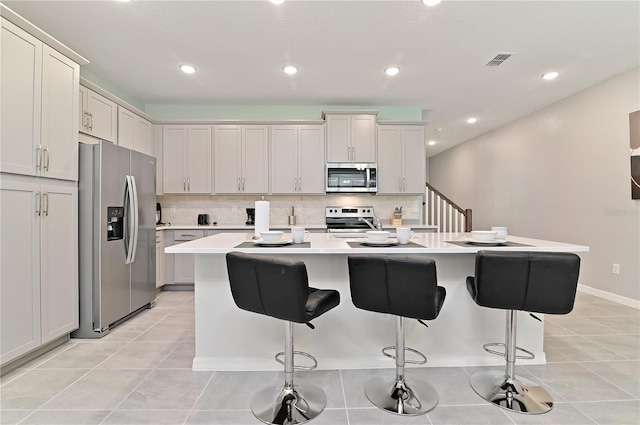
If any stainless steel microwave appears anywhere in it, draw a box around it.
[326,163,377,193]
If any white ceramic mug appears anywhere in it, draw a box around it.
[396,227,415,244]
[491,226,508,240]
[291,227,310,244]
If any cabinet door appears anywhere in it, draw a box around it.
[117,107,136,150]
[0,178,41,365]
[186,126,212,193]
[242,126,269,194]
[298,125,326,194]
[402,127,426,194]
[154,125,163,195]
[162,126,188,193]
[155,232,164,288]
[377,126,403,194]
[135,117,153,156]
[86,89,118,142]
[40,183,78,343]
[40,46,79,181]
[0,19,42,176]
[270,125,298,194]
[214,125,242,194]
[326,115,350,162]
[351,115,376,162]
[79,85,88,133]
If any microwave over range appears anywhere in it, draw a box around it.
[326,163,377,193]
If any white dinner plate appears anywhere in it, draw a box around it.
[361,239,399,247]
[253,239,292,246]
[467,238,507,245]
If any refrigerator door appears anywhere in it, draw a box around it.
[97,142,132,329]
[130,150,156,310]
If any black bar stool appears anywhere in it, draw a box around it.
[347,255,446,416]
[466,251,580,414]
[226,252,341,425]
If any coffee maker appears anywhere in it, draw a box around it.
[156,203,162,225]
[246,208,255,225]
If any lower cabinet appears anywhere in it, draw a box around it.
[0,174,78,366]
[155,231,164,288]
[164,230,204,286]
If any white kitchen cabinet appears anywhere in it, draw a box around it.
[271,125,325,194]
[79,85,118,143]
[118,106,153,156]
[0,175,78,365]
[214,125,269,194]
[1,18,80,181]
[162,125,212,194]
[377,125,426,194]
[153,125,164,195]
[326,112,377,163]
[155,231,165,288]
[172,230,204,285]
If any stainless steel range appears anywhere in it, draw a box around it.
[325,206,381,234]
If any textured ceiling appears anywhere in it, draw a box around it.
[3,0,639,156]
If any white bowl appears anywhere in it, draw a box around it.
[261,231,284,242]
[470,230,498,241]
[366,230,390,241]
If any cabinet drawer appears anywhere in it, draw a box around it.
[174,230,204,241]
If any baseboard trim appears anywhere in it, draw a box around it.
[192,353,546,372]
[578,284,640,310]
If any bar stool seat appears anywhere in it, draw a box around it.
[348,255,446,416]
[467,251,580,414]
[226,252,340,425]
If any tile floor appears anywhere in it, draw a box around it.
[1,290,639,425]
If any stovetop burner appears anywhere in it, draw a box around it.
[325,206,376,232]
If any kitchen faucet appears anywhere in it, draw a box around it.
[358,215,383,230]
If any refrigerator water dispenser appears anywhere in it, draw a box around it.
[106,206,124,241]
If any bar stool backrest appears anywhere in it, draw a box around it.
[348,255,444,320]
[226,251,311,323]
[470,251,581,314]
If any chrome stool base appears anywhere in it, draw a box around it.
[251,383,327,425]
[364,374,438,416]
[469,370,553,414]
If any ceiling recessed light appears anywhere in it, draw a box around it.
[542,71,560,80]
[428,140,436,146]
[269,0,286,4]
[179,64,197,74]
[422,0,442,6]
[384,66,400,76]
[466,117,477,124]
[283,65,298,75]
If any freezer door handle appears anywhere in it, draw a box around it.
[130,175,139,263]
[124,175,136,264]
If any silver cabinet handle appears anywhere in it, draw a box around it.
[43,192,49,216]
[242,177,245,191]
[36,191,41,216]
[183,178,186,191]
[237,177,241,191]
[43,147,50,171]
[89,112,94,130]
[351,146,355,161]
[187,178,190,191]
[36,146,42,170]
[399,177,402,192]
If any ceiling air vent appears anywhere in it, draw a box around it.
[485,53,514,67]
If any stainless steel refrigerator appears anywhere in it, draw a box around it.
[73,141,156,338]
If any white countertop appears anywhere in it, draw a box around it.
[165,232,589,255]
[156,224,439,231]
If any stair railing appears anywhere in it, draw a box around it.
[425,182,472,233]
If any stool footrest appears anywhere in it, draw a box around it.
[482,343,535,360]
[275,350,318,371]
[382,346,428,365]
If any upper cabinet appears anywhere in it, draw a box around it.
[377,124,426,194]
[271,125,325,194]
[214,125,269,194]
[79,85,117,143]
[325,112,377,163]
[162,125,212,194]
[117,106,153,156]
[1,18,80,181]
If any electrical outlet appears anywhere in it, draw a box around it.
[295,204,302,212]
[612,263,620,274]
[231,205,237,213]
[379,313,390,321]
[171,205,176,213]
[412,203,418,213]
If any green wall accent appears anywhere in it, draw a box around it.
[80,68,146,111]
[144,104,423,121]
[80,69,423,121]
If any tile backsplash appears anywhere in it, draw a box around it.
[157,194,424,226]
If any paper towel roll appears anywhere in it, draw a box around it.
[254,201,269,238]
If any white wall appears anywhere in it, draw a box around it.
[429,68,640,302]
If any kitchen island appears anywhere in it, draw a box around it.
[165,232,588,371]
